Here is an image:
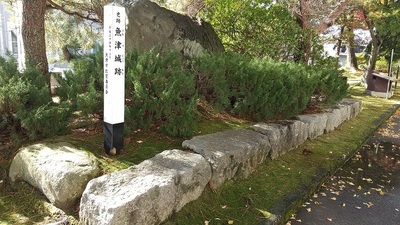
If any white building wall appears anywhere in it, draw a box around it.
[0,3,10,58]
[0,1,24,70]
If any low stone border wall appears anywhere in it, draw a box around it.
[79,98,362,225]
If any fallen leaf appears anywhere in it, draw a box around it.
[221,205,227,209]
[395,208,399,212]
[347,182,355,186]
[379,190,385,195]
[356,206,362,209]
[314,201,322,205]
[228,219,234,224]
[306,208,312,212]
[331,191,340,196]
[313,193,318,198]
[341,203,346,207]
[363,202,374,208]
[320,192,327,197]
[357,168,364,172]
[136,140,143,144]
[296,219,302,222]
[204,220,209,225]
[357,186,362,190]
[330,197,337,201]
[326,218,333,222]
[362,178,373,183]
[256,208,272,218]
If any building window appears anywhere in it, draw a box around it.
[11,31,17,59]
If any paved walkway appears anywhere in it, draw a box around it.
[288,107,400,224]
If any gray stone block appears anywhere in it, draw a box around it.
[252,123,289,159]
[282,120,309,149]
[325,107,343,133]
[341,98,362,118]
[338,101,352,123]
[252,120,308,159]
[182,129,271,188]
[296,114,328,140]
[79,150,211,225]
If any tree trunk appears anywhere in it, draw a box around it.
[364,21,382,89]
[369,41,380,71]
[336,26,345,56]
[346,29,358,70]
[62,45,74,62]
[346,43,358,70]
[334,25,345,67]
[22,0,48,75]
[294,0,312,64]
[361,8,382,89]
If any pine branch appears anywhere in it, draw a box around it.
[315,0,352,34]
[46,0,101,24]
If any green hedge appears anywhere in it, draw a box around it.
[311,58,349,105]
[57,51,104,118]
[191,53,331,120]
[0,50,348,139]
[0,57,71,140]
[125,50,198,137]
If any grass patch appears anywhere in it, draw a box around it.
[162,84,400,225]
[0,102,252,225]
[0,82,398,225]
[343,70,365,80]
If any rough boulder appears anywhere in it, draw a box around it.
[124,0,224,56]
[79,150,211,225]
[9,142,101,211]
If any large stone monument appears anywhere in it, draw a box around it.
[123,0,224,56]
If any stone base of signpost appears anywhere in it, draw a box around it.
[104,122,124,155]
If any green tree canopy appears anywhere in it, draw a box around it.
[203,0,303,60]
[45,10,102,62]
[360,0,400,71]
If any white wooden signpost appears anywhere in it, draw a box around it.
[103,2,126,155]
